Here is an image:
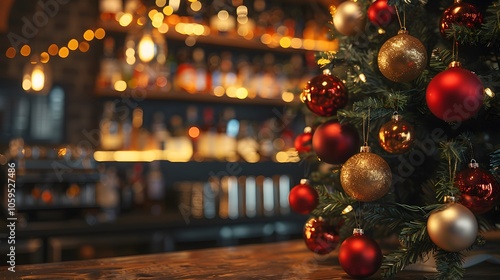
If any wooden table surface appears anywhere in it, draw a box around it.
[6,234,500,280]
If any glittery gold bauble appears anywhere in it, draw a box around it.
[427,197,478,252]
[340,147,392,202]
[378,114,415,154]
[333,1,366,36]
[377,30,427,83]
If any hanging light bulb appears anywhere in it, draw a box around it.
[138,32,155,62]
[22,55,52,94]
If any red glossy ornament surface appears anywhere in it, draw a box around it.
[289,180,318,214]
[294,127,313,153]
[440,1,483,38]
[339,231,383,278]
[303,217,341,255]
[368,0,396,28]
[312,120,359,164]
[302,72,348,117]
[455,164,500,214]
[426,66,484,122]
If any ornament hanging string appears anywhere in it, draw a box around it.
[394,4,406,30]
[362,108,372,146]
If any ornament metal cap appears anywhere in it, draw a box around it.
[469,159,479,168]
[353,228,364,235]
[448,61,461,68]
[304,127,312,133]
[300,178,310,185]
[398,28,408,35]
[322,69,332,75]
[444,195,456,203]
[360,145,371,153]
[391,113,402,121]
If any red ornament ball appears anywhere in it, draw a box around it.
[426,64,484,122]
[339,229,383,278]
[312,120,359,165]
[294,127,313,153]
[289,179,318,214]
[303,217,341,255]
[440,1,483,38]
[301,70,348,117]
[455,161,500,215]
[368,0,396,28]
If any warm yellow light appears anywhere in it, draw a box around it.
[303,39,315,50]
[193,24,204,35]
[485,88,495,97]
[48,44,59,56]
[68,39,79,50]
[235,87,248,99]
[83,29,95,41]
[260,34,271,45]
[31,65,45,92]
[79,42,90,52]
[188,126,200,138]
[20,45,31,57]
[190,1,202,12]
[40,52,50,63]
[138,33,155,62]
[275,151,288,163]
[156,0,166,7]
[58,47,69,58]
[119,13,133,26]
[213,86,225,97]
[342,205,354,214]
[218,10,229,20]
[152,12,164,24]
[279,37,291,48]
[237,16,248,24]
[183,23,194,35]
[163,6,174,15]
[114,80,127,91]
[226,86,237,98]
[170,0,180,11]
[6,47,16,58]
[290,38,302,48]
[22,77,31,91]
[281,91,294,103]
[158,23,169,33]
[94,28,106,39]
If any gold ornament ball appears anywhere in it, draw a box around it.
[377,30,427,83]
[427,203,478,252]
[333,1,366,36]
[340,149,392,202]
[378,115,415,154]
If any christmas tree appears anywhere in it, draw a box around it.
[291,0,500,279]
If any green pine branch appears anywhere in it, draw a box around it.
[430,250,465,280]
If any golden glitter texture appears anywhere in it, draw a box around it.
[340,150,392,202]
[377,31,427,83]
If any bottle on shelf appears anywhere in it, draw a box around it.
[146,161,165,215]
[220,52,237,95]
[193,48,210,93]
[131,162,146,209]
[175,48,197,93]
[96,165,120,221]
[236,121,260,163]
[99,0,123,21]
[99,102,123,151]
[215,108,238,161]
[186,106,201,160]
[165,115,193,161]
[198,107,217,160]
[97,37,121,90]
[151,112,169,151]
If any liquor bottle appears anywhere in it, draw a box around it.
[259,53,280,99]
[165,115,193,161]
[129,107,143,151]
[197,107,217,160]
[97,37,121,90]
[193,48,210,93]
[99,102,123,150]
[131,163,145,209]
[208,53,222,94]
[97,166,120,220]
[186,106,201,160]
[215,108,238,161]
[151,112,169,151]
[220,52,237,91]
[146,161,165,215]
[236,121,260,162]
[99,0,123,21]
[175,48,197,93]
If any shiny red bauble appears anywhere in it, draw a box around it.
[440,1,483,38]
[455,162,500,214]
[303,217,341,255]
[289,179,318,214]
[294,127,313,153]
[368,0,396,28]
[339,229,383,279]
[312,120,359,164]
[426,64,484,122]
[301,70,348,117]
